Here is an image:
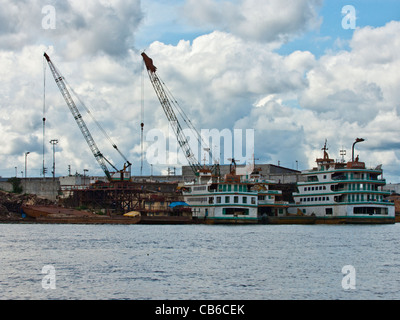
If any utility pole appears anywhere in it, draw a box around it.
[50,139,58,179]
[83,169,88,185]
[25,151,30,192]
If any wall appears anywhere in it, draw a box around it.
[0,178,60,201]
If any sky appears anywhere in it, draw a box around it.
[0,0,400,182]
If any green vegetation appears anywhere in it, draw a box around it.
[7,177,23,194]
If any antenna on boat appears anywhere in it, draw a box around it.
[322,139,329,160]
[340,147,346,163]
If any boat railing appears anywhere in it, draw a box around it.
[60,185,90,191]
[330,177,386,183]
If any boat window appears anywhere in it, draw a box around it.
[225,196,230,203]
[251,197,256,204]
[193,186,207,191]
[228,185,232,192]
[243,197,247,204]
[223,208,249,215]
[216,197,221,204]
[234,196,239,204]
[354,207,388,215]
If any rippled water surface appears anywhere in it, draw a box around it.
[0,223,399,299]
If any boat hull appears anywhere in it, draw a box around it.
[139,215,192,224]
[22,205,141,224]
[265,215,395,225]
[196,217,259,224]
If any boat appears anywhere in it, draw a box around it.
[181,160,289,224]
[286,140,395,224]
[21,205,141,224]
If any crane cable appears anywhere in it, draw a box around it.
[157,75,217,165]
[42,56,47,177]
[58,68,129,166]
[141,60,145,176]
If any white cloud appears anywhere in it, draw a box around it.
[181,0,323,43]
[139,21,400,180]
[0,0,143,58]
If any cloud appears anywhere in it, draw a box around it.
[181,0,323,43]
[300,21,400,124]
[0,0,143,58]
[144,31,315,130]
[142,21,400,181]
[1,1,400,184]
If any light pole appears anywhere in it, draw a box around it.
[24,152,30,192]
[50,139,58,179]
[352,138,364,162]
[25,152,30,178]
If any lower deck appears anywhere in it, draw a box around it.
[288,203,395,220]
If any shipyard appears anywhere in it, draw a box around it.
[0,52,397,225]
[0,138,397,225]
[1,0,400,304]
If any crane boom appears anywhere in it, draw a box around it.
[44,52,117,181]
[141,52,204,175]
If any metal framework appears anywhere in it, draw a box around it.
[61,181,181,214]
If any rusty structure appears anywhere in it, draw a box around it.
[60,181,185,215]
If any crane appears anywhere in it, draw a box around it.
[44,53,131,181]
[141,52,219,177]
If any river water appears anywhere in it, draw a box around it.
[0,223,399,300]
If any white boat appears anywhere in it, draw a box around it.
[287,140,395,224]
[181,161,289,224]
